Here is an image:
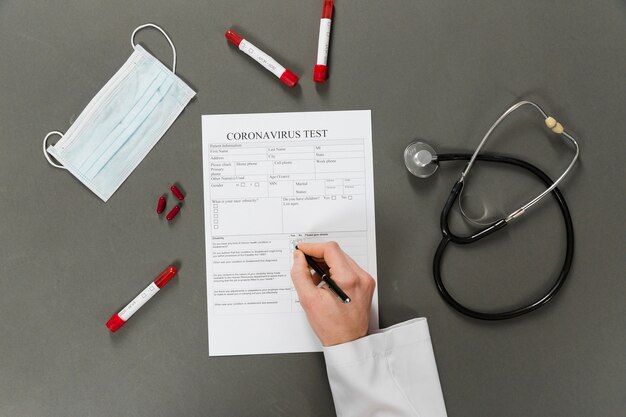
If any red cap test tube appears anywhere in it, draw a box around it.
[226,29,299,88]
[314,0,334,83]
[106,266,177,333]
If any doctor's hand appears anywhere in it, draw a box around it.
[291,242,376,347]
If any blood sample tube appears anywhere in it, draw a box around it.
[106,266,177,333]
[225,29,299,88]
[314,0,334,83]
[166,204,181,221]
[171,185,184,201]
[156,196,166,214]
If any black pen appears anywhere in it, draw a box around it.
[296,246,351,304]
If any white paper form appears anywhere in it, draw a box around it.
[201,110,378,356]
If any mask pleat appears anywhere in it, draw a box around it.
[79,68,168,175]
[83,75,174,179]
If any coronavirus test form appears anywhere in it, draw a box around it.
[201,110,378,356]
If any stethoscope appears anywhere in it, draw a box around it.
[404,100,580,320]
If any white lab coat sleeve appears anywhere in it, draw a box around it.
[323,318,447,417]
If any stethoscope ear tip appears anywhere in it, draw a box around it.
[404,140,438,178]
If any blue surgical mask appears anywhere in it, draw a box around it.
[43,24,196,202]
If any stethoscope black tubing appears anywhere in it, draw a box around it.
[432,153,575,320]
[439,179,508,244]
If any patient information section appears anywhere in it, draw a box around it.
[201,110,378,356]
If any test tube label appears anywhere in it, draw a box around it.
[239,39,286,79]
[118,282,160,321]
[317,18,332,65]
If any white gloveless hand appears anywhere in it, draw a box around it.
[291,242,376,347]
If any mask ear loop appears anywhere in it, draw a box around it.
[43,131,67,169]
[131,23,177,74]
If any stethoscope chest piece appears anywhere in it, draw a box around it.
[404,141,438,178]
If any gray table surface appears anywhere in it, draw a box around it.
[1,1,625,416]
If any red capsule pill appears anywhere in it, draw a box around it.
[156,196,166,214]
[166,204,181,221]
[171,185,184,201]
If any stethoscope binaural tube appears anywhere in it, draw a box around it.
[433,153,575,320]
[459,100,579,223]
